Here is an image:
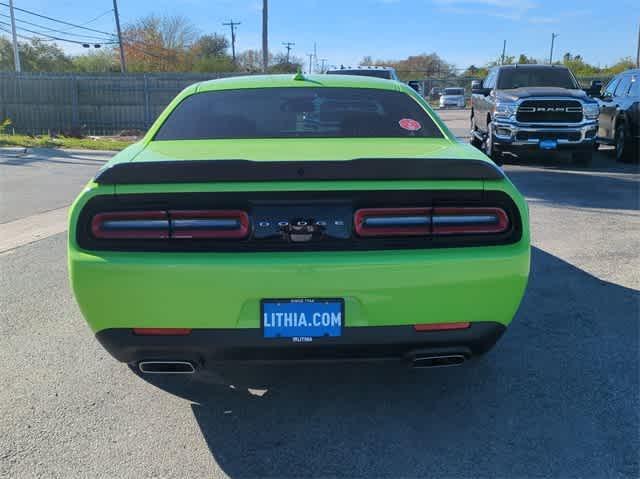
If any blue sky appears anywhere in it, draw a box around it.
[3,0,638,69]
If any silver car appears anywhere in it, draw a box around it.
[439,88,466,108]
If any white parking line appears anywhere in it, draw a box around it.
[0,207,69,253]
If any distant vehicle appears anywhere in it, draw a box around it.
[439,88,466,108]
[408,80,422,94]
[596,69,639,162]
[326,65,399,81]
[429,87,443,100]
[470,64,599,166]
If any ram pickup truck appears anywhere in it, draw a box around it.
[470,64,600,165]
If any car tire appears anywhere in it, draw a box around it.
[572,151,592,167]
[483,122,503,166]
[615,123,638,163]
[470,113,483,149]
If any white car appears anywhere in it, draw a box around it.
[439,88,466,108]
[326,66,399,81]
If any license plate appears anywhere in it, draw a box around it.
[539,139,557,150]
[261,298,343,339]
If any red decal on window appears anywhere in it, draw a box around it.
[399,118,422,131]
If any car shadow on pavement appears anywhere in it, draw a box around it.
[506,165,639,211]
[139,247,639,478]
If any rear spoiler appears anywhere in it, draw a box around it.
[94,158,504,185]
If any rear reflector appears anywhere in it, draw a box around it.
[414,322,470,331]
[432,207,509,235]
[92,211,169,239]
[354,208,431,237]
[132,328,192,335]
[169,210,249,239]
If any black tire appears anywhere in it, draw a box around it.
[615,123,638,163]
[483,122,503,166]
[572,151,592,167]
[469,113,483,149]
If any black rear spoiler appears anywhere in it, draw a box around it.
[94,158,504,185]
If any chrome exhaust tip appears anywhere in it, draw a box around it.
[411,354,466,369]
[138,361,196,374]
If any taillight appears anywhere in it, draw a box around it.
[354,208,431,237]
[354,207,509,237]
[91,211,169,239]
[432,207,509,235]
[169,210,249,239]
[91,210,249,240]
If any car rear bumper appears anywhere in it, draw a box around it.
[96,322,506,365]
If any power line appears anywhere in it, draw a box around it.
[0,19,116,45]
[0,13,115,41]
[0,2,115,36]
[57,9,113,34]
[222,19,240,63]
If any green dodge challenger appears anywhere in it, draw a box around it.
[68,74,530,374]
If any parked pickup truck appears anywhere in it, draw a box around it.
[470,64,600,165]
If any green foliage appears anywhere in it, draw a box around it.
[72,50,120,73]
[0,37,72,72]
[1,117,12,134]
[0,133,133,151]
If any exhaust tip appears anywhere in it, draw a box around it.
[138,361,195,374]
[411,354,466,369]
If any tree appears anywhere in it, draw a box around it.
[0,37,72,72]
[268,52,303,73]
[72,50,119,72]
[193,34,228,58]
[237,49,268,72]
[363,53,455,81]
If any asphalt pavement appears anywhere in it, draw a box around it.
[1,110,639,478]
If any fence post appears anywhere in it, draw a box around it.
[143,74,151,129]
[71,74,79,130]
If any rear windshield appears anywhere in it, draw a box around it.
[154,87,443,140]
[443,88,464,95]
[326,69,392,79]
[497,68,578,89]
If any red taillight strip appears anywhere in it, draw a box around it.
[91,211,169,239]
[354,208,432,237]
[414,322,470,332]
[133,328,192,336]
[169,210,249,239]
[432,207,509,235]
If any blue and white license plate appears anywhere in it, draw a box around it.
[261,298,343,340]
[539,139,558,150]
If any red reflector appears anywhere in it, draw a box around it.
[414,322,470,331]
[169,210,249,239]
[354,208,431,237]
[91,211,169,239]
[432,207,509,235]
[132,328,192,336]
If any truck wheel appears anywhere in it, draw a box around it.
[483,122,503,166]
[470,114,483,149]
[615,123,638,163]
[572,151,592,167]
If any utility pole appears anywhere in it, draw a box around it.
[320,58,327,73]
[549,32,559,64]
[282,42,295,63]
[307,53,314,74]
[8,0,21,72]
[262,0,268,72]
[223,20,241,63]
[636,21,639,68]
[501,40,506,65]
[113,0,126,73]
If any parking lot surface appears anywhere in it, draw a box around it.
[1,110,639,478]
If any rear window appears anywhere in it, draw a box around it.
[443,88,464,95]
[154,87,443,140]
[326,69,393,79]
[497,68,579,89]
